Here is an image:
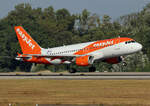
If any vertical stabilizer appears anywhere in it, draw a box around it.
[15,26,41,54]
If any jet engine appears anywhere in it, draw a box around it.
[76,55,94,66]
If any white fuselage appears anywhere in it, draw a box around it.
[41,39,142,64]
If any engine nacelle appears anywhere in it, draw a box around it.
[104,57,122,64]
[76,55,94,66]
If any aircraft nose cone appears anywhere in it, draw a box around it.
[137,43,142,51]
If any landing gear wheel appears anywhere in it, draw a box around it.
[122,62,127,66]
[89,66,96,72]
[69,68,77,73]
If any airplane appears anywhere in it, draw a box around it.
[14,26,143,73]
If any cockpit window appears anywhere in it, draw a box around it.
[131,41,136,43]
[125,40,136,44]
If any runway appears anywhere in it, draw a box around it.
[0,72,150,79]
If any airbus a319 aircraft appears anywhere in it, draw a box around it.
[15,26,142,73]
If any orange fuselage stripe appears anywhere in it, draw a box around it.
[74,37,133,55]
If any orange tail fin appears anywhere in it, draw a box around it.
[15,26,41,54]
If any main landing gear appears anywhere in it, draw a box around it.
[67,65,96,73]
[89,66,96,72]
[69,68,77,73]
[67,65,77,73]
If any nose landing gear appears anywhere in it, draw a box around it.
[121,56,127,66]
[122,62,127,66]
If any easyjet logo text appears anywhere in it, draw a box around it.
[93,40,114,47]
[16,28,35,50]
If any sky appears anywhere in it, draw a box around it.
[0,0,150,20]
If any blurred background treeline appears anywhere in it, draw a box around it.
[0,3,150,72]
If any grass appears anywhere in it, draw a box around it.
[0,79,150,105]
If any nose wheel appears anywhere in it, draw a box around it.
[122,62,127,66]
[121,56,127,66]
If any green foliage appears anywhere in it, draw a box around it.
[142,64,150,72]
[0,3,150,72]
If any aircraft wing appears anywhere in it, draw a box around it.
[19,54,86,58]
